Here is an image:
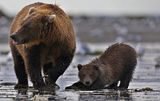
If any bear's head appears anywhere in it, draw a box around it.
[77,64,100,86]
[10,7,56,45]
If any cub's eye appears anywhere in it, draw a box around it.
[82,74,85,77]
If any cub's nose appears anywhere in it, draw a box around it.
[85,81,91,86]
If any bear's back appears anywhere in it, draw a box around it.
[98,43,137,83]
[100,43,137,70]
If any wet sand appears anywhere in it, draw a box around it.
[0,43,160,101]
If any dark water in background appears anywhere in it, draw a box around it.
[0,43,160,101]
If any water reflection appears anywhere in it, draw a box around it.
[78,90,132,101]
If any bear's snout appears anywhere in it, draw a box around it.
[10,34,17,41]
[83,78,93,86]
[10,34,21,45]
[10,33,25,45]
[85,81,91,86]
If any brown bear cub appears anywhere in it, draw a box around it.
[66,43,137,90]
[9,2,76,90]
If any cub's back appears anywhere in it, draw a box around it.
[100,43,137,69]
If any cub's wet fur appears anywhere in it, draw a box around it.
[67,43,137,90]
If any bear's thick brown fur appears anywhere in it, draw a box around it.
[67,43,137,90]
[9,2,76,90]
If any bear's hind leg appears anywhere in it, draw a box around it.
[43,63,52,85]
[11,46,28,89]
[47,53,73,84]
[119,69,134,89]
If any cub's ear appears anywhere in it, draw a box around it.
[93,65,99,71]
[77,64,83,71]
[28,7,37,15]
[48,14,56,23]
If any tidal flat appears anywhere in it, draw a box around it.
[0,43,160,101]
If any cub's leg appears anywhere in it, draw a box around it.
[119,69,134,89]
[106,82,118,89]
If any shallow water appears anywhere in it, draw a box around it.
[0,43,160,101]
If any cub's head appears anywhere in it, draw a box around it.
[10,7,56,45]
[77,64,100,86]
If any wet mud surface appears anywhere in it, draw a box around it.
[0,43,160,101]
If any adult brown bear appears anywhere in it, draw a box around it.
[9,2,76,90]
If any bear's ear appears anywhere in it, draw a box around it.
[93,65,99,71]
[28,7,37,15]
[48,14,56,23]
[77,64,83,71]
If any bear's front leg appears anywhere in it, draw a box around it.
[11,45,28,89]
[65,81,88,90]
[24,45,45,90]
